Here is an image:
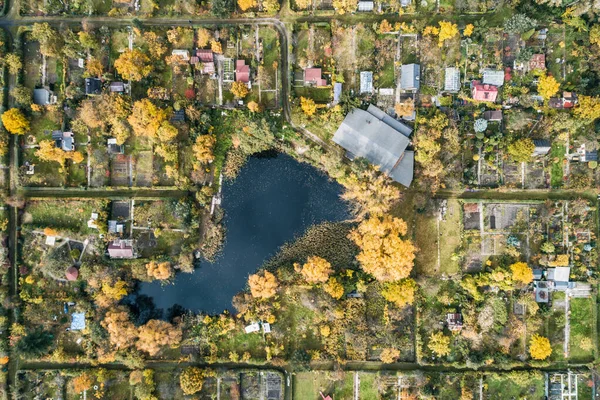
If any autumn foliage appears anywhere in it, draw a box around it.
[114,49,152,82]
[238,0,257,11]
[538,74,560,100]
[180,367,205,395]
[510,262,533,284]
[193,134,216,164]
[428,331,451,357]
[145,261,173,280]
[248,270,278,299]
[350,215,416,282]
[35,140,85,167]
[137,319,182,356]
[2,108,29,135]
[529,334,552,360]
[72,372,93,393]
[230,81,250,98]
[299,256,333,283]
[300,96,316,116]
[381,279,417,308]
[380,348,400,363]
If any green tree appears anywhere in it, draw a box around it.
[15,329,54,357]
[31,23,63,57]
[211,0,233,16]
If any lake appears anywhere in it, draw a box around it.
[136,152,350,315]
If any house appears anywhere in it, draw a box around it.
[444,67,460,92]
[357,0,374,11]
[333,82,343,104]
[529,54,546,71]
[304,68,327,87]
[109,81,126,93]
[171,49,190,61]
[401,64,420,91]
[108,201,130,235]
[235,60,250,83]
[534,281,550,303]
[85,78,102,95]
[332,104,414,187]
[107,138,124,155]
[549,91,577,109]
[483,110,503,122]
[108,239,135,259]
[360,71,373,94]
[533,139,551,156]
[195,50,216,75]
[244,323,260,333]
[446,313,463,331]
[33,88,56,106]
[66,266,79,281]
[548,266,571,291]
[262,322,271,333]
[471,81,498,102]
[70,312,86,331]
[52,131,74,151]
[482,69,504,87]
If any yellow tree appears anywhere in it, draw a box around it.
[381,279,417,308]
[380,348,400,363]
[197,28,212,48]
[379,20,393,33]
[300,256,333,283]
[72,372,93,393]
[463,23,474,37]
[538,74,560,100]
[193,134,216,164]
[510,262,533,284]
[180,367,204,395]
[85,57,103,77]
[145,261,173,280]
[248,270,278,299]
[136,319,182,355]
[573,96,600,121]
[437,21,459,47]
[230,81,250,98]
[261,0,280,13]
[350,215,416,282]
[394,99,414,117]
[332,0,358,14]
[4,54,22,75]
[247,101,262,113]
[101,309,138,349]
[341,169,401,217]
[35,140,67,165]
[1,108,29,134]
[428,332,450,357]
[156,121,178,142]
[238,0,257,10]
[529,334,552,360]
[114,49,152,82]
[95,280,129,308]
[323,277,344,299]
[295,0,311,9]
[300,96,317,116]
[128,99,167,139]
[211,40,223,54]
[143,31,168,59]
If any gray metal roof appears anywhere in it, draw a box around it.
[357,0,374,10]
[360,71,373,94]
[332,105,413,187]
[333,82,342,103]
[482,69,504,87]
[444,67,460,92]
[71,312,86,330]
[33,88,50,106]
[401,64,420,90]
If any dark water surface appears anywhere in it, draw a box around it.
[137,153,350,315]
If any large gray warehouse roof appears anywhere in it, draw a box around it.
[332,105,414,187]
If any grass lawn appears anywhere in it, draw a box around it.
[485,371,545,399]
[294,371,354,400]
[438,199,461,275]
[414,212,438,276]
[293,86,332,103]
[550,142,565,188]
[546,291,566,362]
[24,199,107,234]
[359,372,378,400]
[377,58,396,88]
[569,296,595,362]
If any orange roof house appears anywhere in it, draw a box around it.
[235,60,250,83]
[471,81,498,102]
[529,54,546,71]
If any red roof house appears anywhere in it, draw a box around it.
[529,54,546,71]
[194,50,215,75]
[108,239,135,259]
[66,266,79,281]
[197,50,214,63]
[304,68,327,87]
[235,60,250,83]
[471,81,498,102]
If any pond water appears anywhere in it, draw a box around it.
[136,152,350,315]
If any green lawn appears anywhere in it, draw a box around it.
[439,199,462,275]
[550,142,565,188]
[24,199,107,234]
[485,371,545,399]
[414,212,439,276]
[569,296,595,362]
[293,86,332,103]
[359,372,379,400]
[294,371,354,400]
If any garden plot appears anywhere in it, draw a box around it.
[110,154,132,187]
[502,160,522,187]
[479,155,501,187]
